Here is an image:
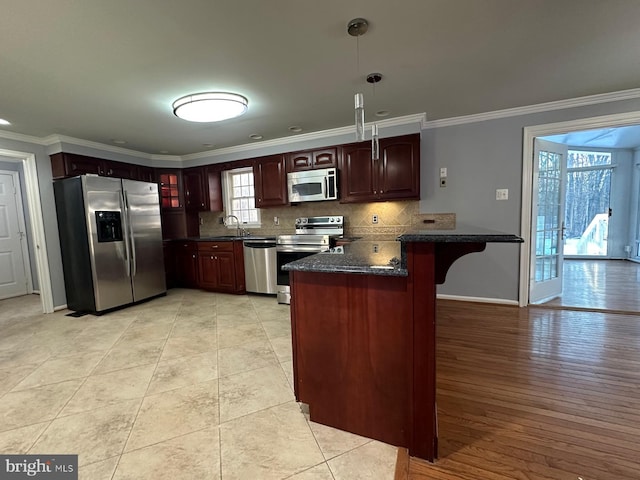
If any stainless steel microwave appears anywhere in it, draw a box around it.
[287,168,338,202]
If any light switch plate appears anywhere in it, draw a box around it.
[496,189,509,200]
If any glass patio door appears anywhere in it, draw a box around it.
[563,151,612,257]
[530,139,567,303]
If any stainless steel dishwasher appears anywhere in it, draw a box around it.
[243,238,277,294]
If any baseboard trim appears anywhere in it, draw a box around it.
[394,448,410,480]
[436,294,520,306]
[53,304,68,312]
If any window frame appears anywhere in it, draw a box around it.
[221,166,261,228]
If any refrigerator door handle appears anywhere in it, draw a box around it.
[119,191,132,277]
[123,191,137,278]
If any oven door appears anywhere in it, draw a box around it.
[276,248,322,304]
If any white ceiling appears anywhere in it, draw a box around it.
[2,0,640,156]
[543,126,640,149]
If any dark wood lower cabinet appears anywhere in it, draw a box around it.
[167,240,245,294]
[172,241,199,288]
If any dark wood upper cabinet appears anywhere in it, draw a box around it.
[51,153,104,178]
[340,134,420,203]
[286,151,313,171]
[286,147,339,172]
[137,165,156,183]
[205,164,223,212]
[183,167,208,212]
[103,160,138,180]
[51,152,152,182]
[156,169,184,210]
[378,134,420,201]
[340,144,377,202]
[313,148,339,169]
[254,154,288,207]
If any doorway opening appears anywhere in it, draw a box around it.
[520,112,640,312]
[0,149,54,313]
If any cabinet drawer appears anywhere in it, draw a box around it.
[197,241,234,252]
[174,241,197,252]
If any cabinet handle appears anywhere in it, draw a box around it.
[211,245,218,248]
[192,254,196,258]
[210,255,214,260]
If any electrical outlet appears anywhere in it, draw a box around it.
[372,244,379,253]
[273,216,279,225]
[440,178,447,188]
[440,167,447,177]
[372,214,379,224]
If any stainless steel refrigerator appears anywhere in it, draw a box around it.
[54,175,166,314]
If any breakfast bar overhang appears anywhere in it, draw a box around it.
[283,227,523,462]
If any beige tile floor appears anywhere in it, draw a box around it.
[0,290,398,479]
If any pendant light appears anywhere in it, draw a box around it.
[367,73,382,160]
[348,18,369,141]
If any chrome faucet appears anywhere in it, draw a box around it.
[224,214,242,237]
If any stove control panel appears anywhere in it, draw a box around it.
[295,216,343,225]
[294,216,344,235]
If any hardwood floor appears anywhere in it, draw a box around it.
[540,259,640,313]
[398,300,640,480]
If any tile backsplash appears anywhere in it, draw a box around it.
[199,200,455,239]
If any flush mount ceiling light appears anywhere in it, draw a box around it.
[172,92,248,122]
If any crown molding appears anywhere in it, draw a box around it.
[423,88,640,129]
[0,130,48,145]
[181,113,427,162]
[43,134,151,159]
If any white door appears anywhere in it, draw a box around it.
[529,139,568,303]
[0,172,29,299]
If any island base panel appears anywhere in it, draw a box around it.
[290,270,419,453]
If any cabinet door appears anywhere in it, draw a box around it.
[254,155,288,207]
[312,148,338,169]
[174,243,198,288]
[104,160,138,179]
[340,143,377,203]
[157,170,183,210]
[205,165,223,212]
[198,254,219,289]
[378,134,420,201]
[215,251,236,291]
[286,152,313,172]
[50,153,104,178]
[137,166,156,183]
[183,168,207,211]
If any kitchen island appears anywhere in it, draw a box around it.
[283,226,522,462]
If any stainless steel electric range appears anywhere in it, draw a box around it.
[276,216,343,304]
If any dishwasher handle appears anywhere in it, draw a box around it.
[244,241,277,248]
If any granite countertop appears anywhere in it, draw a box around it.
[398,224,523,243]
[282,240,408,277]
[282,224,522,277]
[171,235,277,242]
